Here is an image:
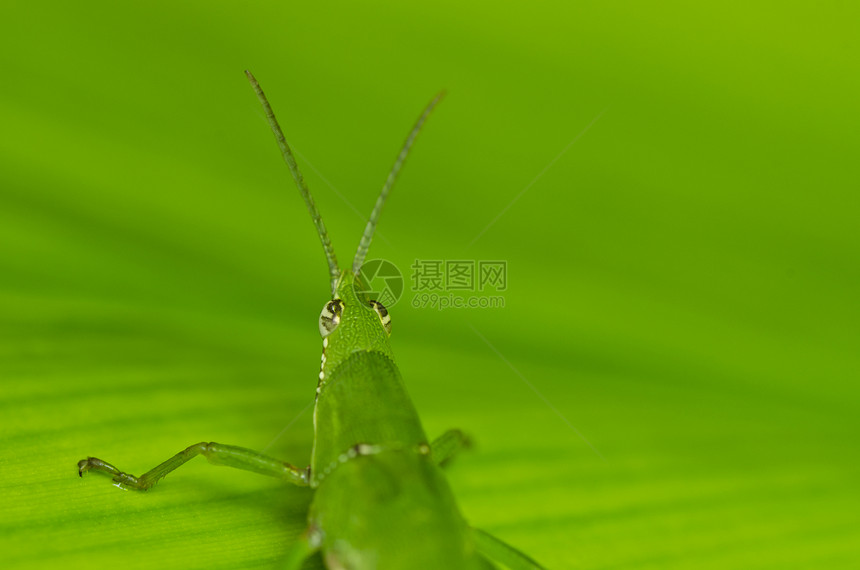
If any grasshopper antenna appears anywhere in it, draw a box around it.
[245,70,341,295]
[352,91,445,274]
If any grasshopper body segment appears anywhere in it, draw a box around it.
[309,273,484,567]
[311,345,425,483]
[311,445,481,568]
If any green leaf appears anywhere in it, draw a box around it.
[2,2,859,569]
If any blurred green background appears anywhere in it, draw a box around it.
[1,1,858,568]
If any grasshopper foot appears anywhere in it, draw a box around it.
[77,456,137,486]
[77,457,106,477]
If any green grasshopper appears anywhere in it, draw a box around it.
[78,71,546,570]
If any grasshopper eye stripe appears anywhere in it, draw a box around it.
[369,300,392,335]
[76,71,546,570]
[319,299,343,338]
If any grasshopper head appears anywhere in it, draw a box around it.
[245,71,442,384]
[316,270,394,382]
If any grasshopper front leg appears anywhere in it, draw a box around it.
[78,442,309,490]
[431,429,472,466]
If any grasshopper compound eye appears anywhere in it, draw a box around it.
[319,299,344,337]
[369,300,392,336]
